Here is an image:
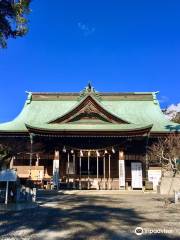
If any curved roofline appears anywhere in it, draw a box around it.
[47,94,131,124]
[25,123,153,133]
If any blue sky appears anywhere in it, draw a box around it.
[0,0,180,122]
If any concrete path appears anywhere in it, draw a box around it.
[0,190,179,239]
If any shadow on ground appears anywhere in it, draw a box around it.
[0,191,179,240]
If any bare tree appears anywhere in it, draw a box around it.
[148,134,180,176]
[148,134,180,206]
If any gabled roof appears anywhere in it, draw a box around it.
[48,94,130,124]
[0,84,179,135]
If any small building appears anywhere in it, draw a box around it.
[0,84,179,190]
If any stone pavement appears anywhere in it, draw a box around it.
[0,190,180,240]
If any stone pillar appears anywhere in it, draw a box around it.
[118,151,125,190]
[53,150,60,189]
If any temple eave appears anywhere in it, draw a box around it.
[23,123,152,137]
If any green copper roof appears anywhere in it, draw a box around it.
[47,94,130,124]
[25,123,153,132]
[0,85,179,134]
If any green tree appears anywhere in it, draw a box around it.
[0,0,31,48]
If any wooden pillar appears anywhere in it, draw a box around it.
[96,153,99,190]
[119,151,125,190]
[103,156,106,189]
[73,154,75,173]
[145,134,150,180]
[79,156,82,190]
[88,152,90,190]
[29,134,33,178]
[73,154,76,189]
[67,153,70,187]
[96,150,100,190]
[97,155,99,179]
[53,150,60,190]
[108,154,111,190]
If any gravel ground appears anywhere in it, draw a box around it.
[0,190,180,240]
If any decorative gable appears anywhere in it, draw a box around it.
[48,90,130,124]
[67,100,111,124]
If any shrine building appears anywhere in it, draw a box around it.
[0,84,179,190]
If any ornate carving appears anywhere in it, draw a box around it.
[78,83,102,101]
[83,101,98,115]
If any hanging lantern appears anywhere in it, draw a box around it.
[104,149,108,154]
[112,147,115,154]
[88,151,90,157]
[80,150,83,157]
[62,146,66,153]
[71,149,74,154]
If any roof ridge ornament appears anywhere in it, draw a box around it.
[78,82,102,101]
[152,91,160,105]
[88,81,92,91]
[25,91,32,104]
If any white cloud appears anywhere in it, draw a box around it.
[77,22,95,36]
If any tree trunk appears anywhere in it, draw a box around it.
[164,172,175,207]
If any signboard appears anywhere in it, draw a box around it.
[30,170,44,181]
[131,162,142,189]
[148,169,161,190]
[0,169,17,182]
[119,160,125,188]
